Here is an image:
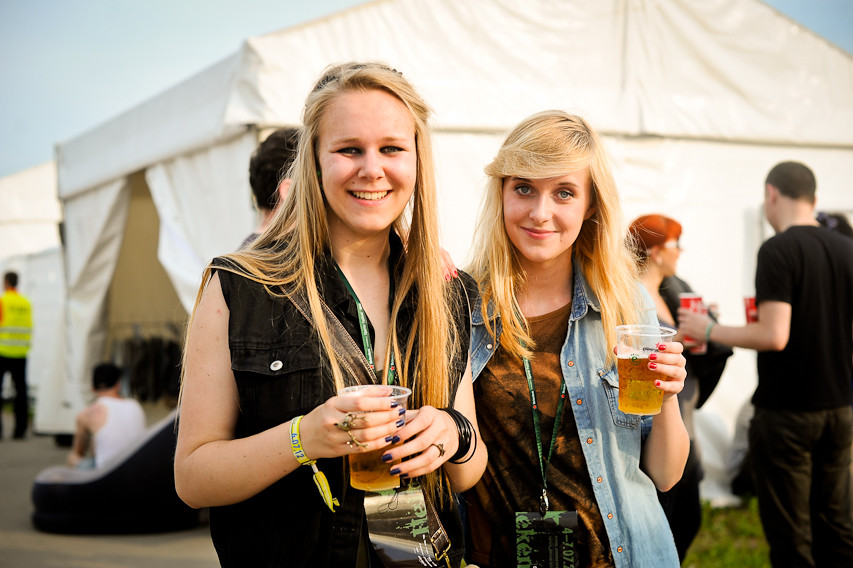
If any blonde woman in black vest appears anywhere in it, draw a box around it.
[174,62,486,567]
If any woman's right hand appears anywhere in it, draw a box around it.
[298,387,408,460]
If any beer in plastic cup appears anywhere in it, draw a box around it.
[616,325,676,415]
[744,296,758,323]
[338,384,411,491]
[679,293,708,354]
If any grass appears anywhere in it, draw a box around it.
[683,497,770,567]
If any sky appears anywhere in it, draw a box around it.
[1,0,851,179]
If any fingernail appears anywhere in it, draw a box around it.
[381,453,393,462]
[390,468,401,475]
[400,473,409,479]
[398,408,406,416]
[649,353,658,361]
[649,362,658,369]
[655,380,662,387]
[384,435,400,444]
[658,343,667,351]
[445,274,451,282]
[453,270,458,278]
[391,401,399,408]
[396,419,405,427]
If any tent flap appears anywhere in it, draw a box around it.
[145,131,258,312]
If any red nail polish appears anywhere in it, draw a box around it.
[649,353,658,361]
[657,343,667,351]
[655,380,661,387]
[453,270,458,277]
[649,362,658,370]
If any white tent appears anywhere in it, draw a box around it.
[0,161,66,425]
[0,161,62,260]
[51,0,853,502]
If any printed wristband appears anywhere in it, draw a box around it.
[290,415,315,465]
[290,415,340,512]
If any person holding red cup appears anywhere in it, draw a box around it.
[629,214,733,562]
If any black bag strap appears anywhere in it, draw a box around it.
[287,291,375,385]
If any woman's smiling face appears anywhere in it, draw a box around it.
[316,89,417,245]
[502,170,594,271]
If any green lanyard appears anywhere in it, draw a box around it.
[333,262,396,386]
[522,356,567,515]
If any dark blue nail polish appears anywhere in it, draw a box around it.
[391,401,399,408]
[400,473,409,479]
[381,453,393,462]
[398,408,406,416]
[384,436,394,442]
[396,419,405,427]
[390,468,401,475]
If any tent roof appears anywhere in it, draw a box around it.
[57,0,853,198]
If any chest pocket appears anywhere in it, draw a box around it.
[230,340,326,430]
[598,366,641,429]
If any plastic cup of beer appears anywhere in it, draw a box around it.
[616,325,676,415]
[679,293,708,354]
[338,384,411,491]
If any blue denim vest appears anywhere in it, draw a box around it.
[469,262,679,568]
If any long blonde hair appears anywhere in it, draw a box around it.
[182,62,457,500]
[468,110,642,363]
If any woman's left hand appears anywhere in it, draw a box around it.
[378,405,458,479]
[649,341,687,401]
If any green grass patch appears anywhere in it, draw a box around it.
[683,498,770,567]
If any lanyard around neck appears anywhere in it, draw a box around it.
[333,261,396,386]
[522,355,567,514]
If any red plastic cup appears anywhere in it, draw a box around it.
[744,297,758,323]
[679,293,708,354]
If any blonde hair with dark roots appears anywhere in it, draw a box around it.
[181,62,457,503]
[468,110,642,363]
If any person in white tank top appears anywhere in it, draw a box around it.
[66,363,146,469]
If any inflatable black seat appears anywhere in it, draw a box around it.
[31,410,201,534]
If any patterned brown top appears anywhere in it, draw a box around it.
[466,302,615,568]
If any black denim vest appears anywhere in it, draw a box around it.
[208,237,470,567]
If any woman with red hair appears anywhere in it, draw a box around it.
[629,214,732,562]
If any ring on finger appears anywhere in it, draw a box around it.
[429,442,445,457]
[335,412,356,432]
[347,430,368,449]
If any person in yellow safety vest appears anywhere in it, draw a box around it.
[0,271,33,439]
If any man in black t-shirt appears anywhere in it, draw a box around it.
[679,161,853,567]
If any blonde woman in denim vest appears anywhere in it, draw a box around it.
[463,111,688,568]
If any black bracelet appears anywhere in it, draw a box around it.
[440,407,476,464]
[450,422,477,464]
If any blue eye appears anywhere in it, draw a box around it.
[515,184,533,195]
[381,146,404,154]
[337,147,360,155]
[557,190,572,199]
